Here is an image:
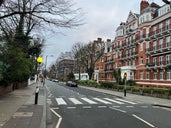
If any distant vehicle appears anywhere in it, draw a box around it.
[66,81,78,87]
[74,73,89,80]
[52,79,59,82]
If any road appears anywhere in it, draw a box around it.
[46,80,171,128]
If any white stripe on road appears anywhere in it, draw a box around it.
[81,98,97,104]
[69,98,83,105]
[115,98,137,104]
[132,114,155,128]
[50,108,62,128]
[56,98,67,105]
[104,98,125,104]
[93,98,112,104]
[110,107,126,113]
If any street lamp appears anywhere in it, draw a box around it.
[35,56,43,104]
[43,55,53,86]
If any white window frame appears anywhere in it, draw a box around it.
[146,71,149,80]
[160,71,164,80]
[153,71,157,80]
[167,70,171,80]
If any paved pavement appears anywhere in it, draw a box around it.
[80,86,171,108]
[0,82,46,128]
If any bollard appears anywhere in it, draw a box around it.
[35,86,39,104]
[124,89,126,97]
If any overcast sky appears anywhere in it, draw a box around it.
[43,0,165,67]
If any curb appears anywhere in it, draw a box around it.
[40,86,47,128]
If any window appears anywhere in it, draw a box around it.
[146,42,149,51]
[140,57,143,64]
[166,36,170,47]
[166,55,171,64]
[159,56,163,65]
[153,71,157,80]
[140,43,143,51]
[153,41,157,50]
[140,71,143,80]
[166,19,170,30]
[153,57,157,65]
[167,70,171,80]
[160,71,164,80]
[146,71,149,79]
[146,56,149,64]
[159,39,163,49]
[133,60,135,66]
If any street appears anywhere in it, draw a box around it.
[46,80,171,128]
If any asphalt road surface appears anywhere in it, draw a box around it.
[46,80,171,128]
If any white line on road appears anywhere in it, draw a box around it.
[104,98,124,104]
[83,106,92,109]
[56,98,67,105]
[115,98,137,104]
[126,106,134,108]
[50,108,62,128]
[98,106,107,108]
[93,98,112,104]
[81,98,97,104]
[110,107,126,113]
[67,107,76,109]
[69,98,83,105]
[132,114,155,128]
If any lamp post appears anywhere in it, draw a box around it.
[35,56,43,104]
[43,55,53,86]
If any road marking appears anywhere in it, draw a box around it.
[93,98,112,104]
[81,98,97,104]
[50,108,62,128]
[56,98,67,105]
[110,107,126,113]
[69,98,83,105]
[126,106,134,108]
[112,106,120,108]
[132,114,155,128]
[82,106,91,108]
[98,106,107,108]
[104,98,124,104]
[115,98,137,104]
[67,107,76,109]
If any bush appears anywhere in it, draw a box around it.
[101,82,113,88]
[126,79,136,86]
[153,88,169,94]
[87,80,97,86]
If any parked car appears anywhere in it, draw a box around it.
[66,81,78,87]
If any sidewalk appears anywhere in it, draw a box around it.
[0,82,46,128]
[80,86,171,108]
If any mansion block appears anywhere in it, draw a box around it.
[94,0,171,88]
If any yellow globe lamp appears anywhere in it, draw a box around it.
[37,57,43,64]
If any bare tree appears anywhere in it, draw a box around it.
[0,0,83,44]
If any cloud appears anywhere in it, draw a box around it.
[43,0,165,67]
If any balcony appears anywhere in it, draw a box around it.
[149,24,171,40]
[145,43,171,55]
[145,60,169,69]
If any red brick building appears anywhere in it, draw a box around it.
[102,0,171,87]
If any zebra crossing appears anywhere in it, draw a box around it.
[55,97,137,106]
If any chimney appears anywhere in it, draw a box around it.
[140,0,149,12]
